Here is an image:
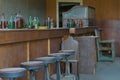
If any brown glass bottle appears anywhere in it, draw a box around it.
[1,21,6,29]
[16,18,24,29]
[15,12,24,29]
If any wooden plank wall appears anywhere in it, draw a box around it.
[83,0,120,20]
[83,0,120,56]
[46,0,56,23]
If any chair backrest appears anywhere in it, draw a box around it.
[94,29,102,49]
[95,29,101,39]
[94,29,115,61]
[61,36,79,60]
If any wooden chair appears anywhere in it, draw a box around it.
[95,29,115,61]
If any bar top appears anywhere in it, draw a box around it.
[0,27,97,44]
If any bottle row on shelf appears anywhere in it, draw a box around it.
[0,12,24,29]
[28,17,55,29]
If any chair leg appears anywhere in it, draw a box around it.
[56,61,61,80]
[30,70,36,80]
[65,57,70,75]
[45,64,50,80]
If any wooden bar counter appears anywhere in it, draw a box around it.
[0,28,69,66]
[0,27,97,80]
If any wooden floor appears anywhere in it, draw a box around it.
[80,57,120,80]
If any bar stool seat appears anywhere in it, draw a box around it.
[0,67,26,78]
[35,57,56,64]
[59,50,75,57]
[20,61,44,80]
[21,61,44,70]
[49,53,65,61]
[59,50,75,75]
[59,50,78,80]
[35,57,56,80]
[48,53,65,80]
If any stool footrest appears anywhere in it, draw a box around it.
[61,60,78,63]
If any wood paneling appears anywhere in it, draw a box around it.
[75,27,97,35]
[50,38,62,74]
[83,0,119,20]
[0,43,27,80]
[75,36,97,74]
[0,43,27,68]
[0,29,69,44]
[46,0,56,22]
[30,40,48,60]
[50,38,62,53]
[29,40,48,80]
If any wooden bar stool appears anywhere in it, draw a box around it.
[48,53,65,80]
[35,57,56,80]
[0,67,26,80]
[20,61,44,80]
[59,50,75,75]
[59,50,79,80]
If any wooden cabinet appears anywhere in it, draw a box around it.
[74,36,97,74]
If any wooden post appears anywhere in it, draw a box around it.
[27,41,30,80]
[48,38,51,73]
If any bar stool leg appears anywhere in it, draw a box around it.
[77,62,80,80]
[56,61,61,80]
[30,70,35,80]
[65,56,70,75]
[45,64,50,80]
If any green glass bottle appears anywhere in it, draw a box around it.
[9,16,14,29]
[69,19,73,28]
[28,16,33,28]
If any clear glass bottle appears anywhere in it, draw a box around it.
[33,17,37,29]
[47,17,51,28]
[50,19,54,29]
